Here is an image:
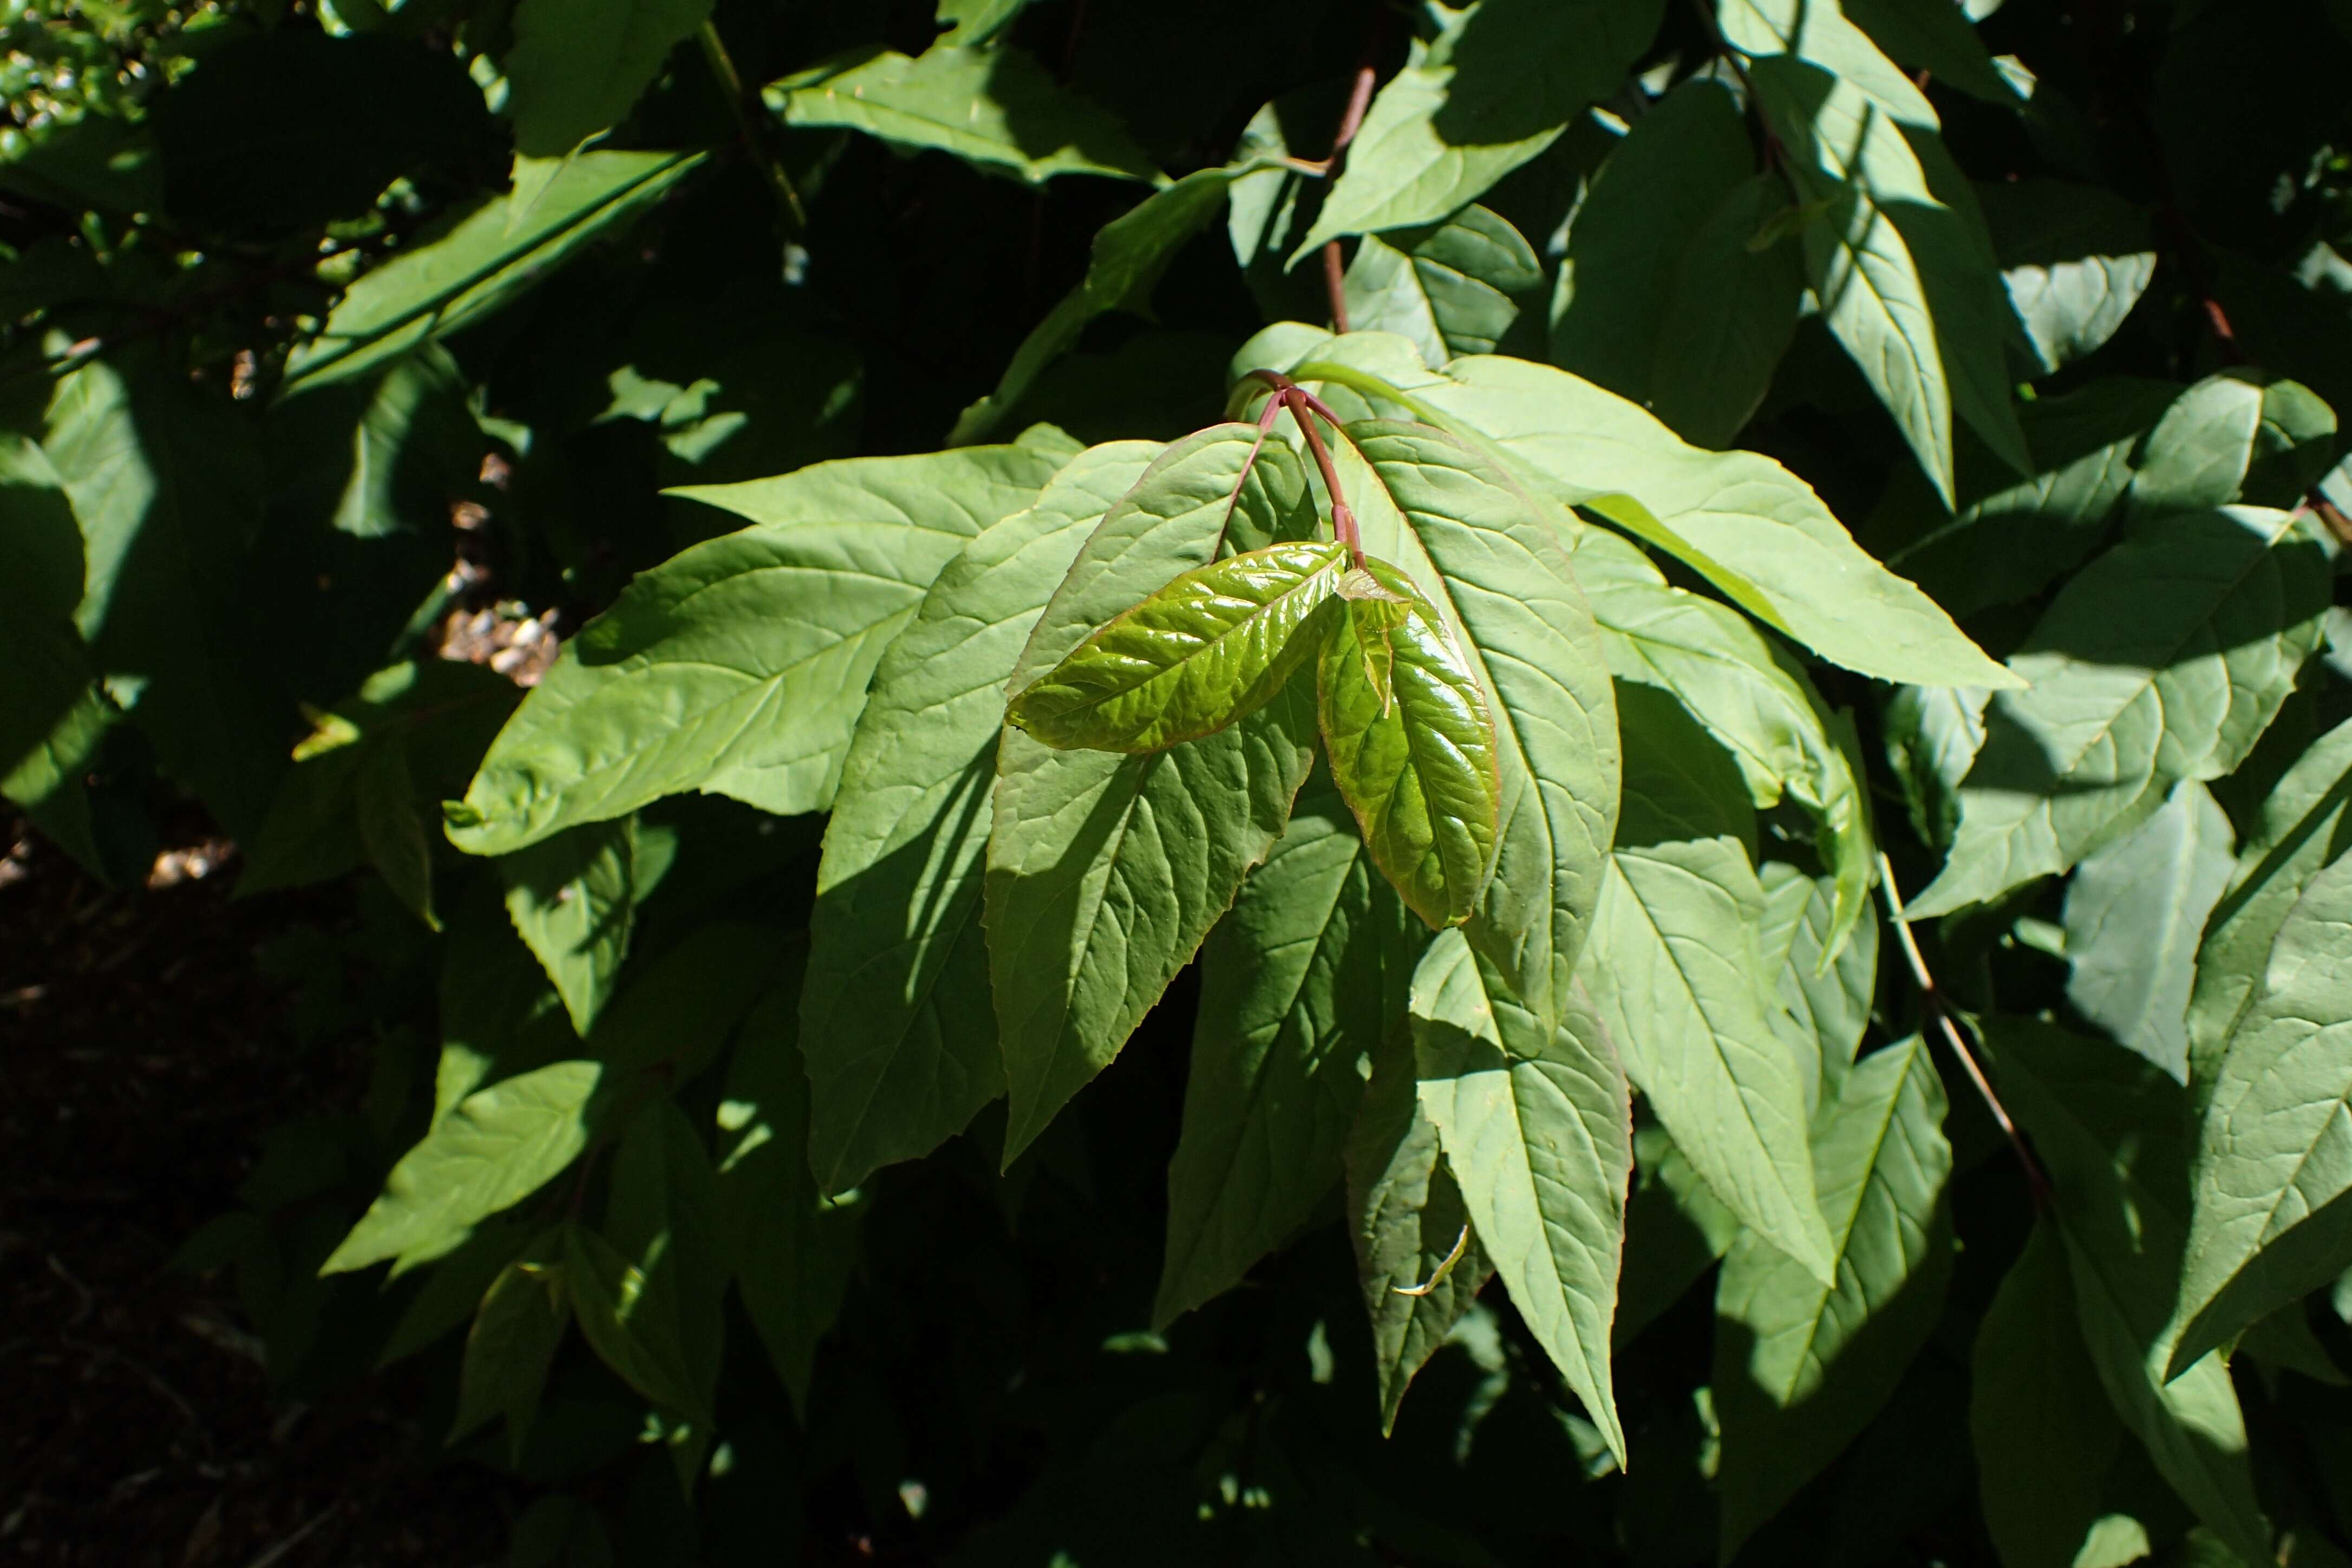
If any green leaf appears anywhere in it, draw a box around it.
[499,819,640,1037]
[950,164,1261,446]
[357,741,439,930]
[768,45,1159,186]
[380,1219,533,1368]
[0,434,96,790]
[505,0,711,156]
[1297,0,1665,253]
[1336,421,1619,1024]
[324,1060,604,1276]
[1572,523,1874,952]
[2187,715,2352,1095]
[1842,0,2025,107]
[1008,539,1345,753]
[1316,559,1501,931]
[433,883,579,1121]
[2129,370,2338,521]
[450,445,1065,855]
[2173,852,2352,1376]
[1549,77,1753,409]
[988,426,1320,1160]
[1714,1036,1954,1557]
[718,971,867,1416]
[564,1225,705,1423]
[1579,687,1839,1285]
[589,919,782,1086]
[1345,1024,1493,1434]
[1412,930,1632,1463]
[1616,1123,1741,1347]
[596,1100,726,1444]
[1883,681,1987,851]
[44,355,282,836]
[1156,772,1425,1326]
[1251,342,2019,689]
[803,443,1160,1195]
[1910,506,2333,917]
[1972,1221,2147,1568]
[1345,204,1543,368]
[1758,861,1880,1108]
[1978,179,2158,375]
[451,1227,570,1463]
[1985,1018,2275,1566]
[2063,781,2235,1081]
[934,0,1029,46]
[282,151,704,397]
[1648,173,1809,449]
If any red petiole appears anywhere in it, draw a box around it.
[1234,369,1365,571]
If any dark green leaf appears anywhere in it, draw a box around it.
[1843,0,2025,107]
[2129,371,2338,521]
[1648,173,1809,448]
[1615,1124,1740,1347]
[357,741,439,930]
[597,1100,727,1444]
[451,1227,570,1463]
[1316,559,1500,931]
[505,0,712,156]
[499,819,639,1037]
[1978,180,2157,375]
[0,434,96,790]
[1345,205,1543,367]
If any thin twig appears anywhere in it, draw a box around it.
[698,21,806,231]
[1874,852,2052,1209]
[1233,371,1365,566]
[1316,60,1381,331]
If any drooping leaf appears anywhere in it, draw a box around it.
[2062,780,2235,1081]
[1008,539,1345,753]
[802,443,1161,1195]
[717,972,869,1418]
[1978,179,2158,376]
[499,818,641,1037]
[1910,506,2333,917]
[1316,559,1500,931]
[1412,929,1633,1465]
[323,1060,604,1276]
[2173,853,2352,1376]
[449,445,1065,855]
[1985,1019,2275,1566]
[1155,771,1425,1328]
[1714,1036,1954,1557]
[1345,204,1543,368]
[505,0,713,157]
[1335,421,1619,1025]
[2186,715,2352,1094]
[594,1099,727,1461]
[282,151,704,396]
[1297,0,1665,253]
[380,1219,535,1370]
[1579,686,1839,1285]
[450,1227,570,1463]
[1972,1222,2145,1568]
[950,164,1266,445]
[767,45,1159,186]
[1344,1024,1493,1433]
[2129,370,2339,521]
[988,426,1320,1160]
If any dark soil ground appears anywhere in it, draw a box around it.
[1,816,502,1566]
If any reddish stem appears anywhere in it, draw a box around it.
[1229,371,1364,567]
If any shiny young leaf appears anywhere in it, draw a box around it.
[1007,539,1345,753]
[1316,557,1500,930]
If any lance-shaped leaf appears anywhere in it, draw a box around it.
[1714,1036,1954,1557]
[2186,716,2352,1095]
[1910,505,2332,918]
[1155,772,1426,1328]
[450,1227,570,1463]
[499,818,639,1037]
[1331,421,1619,1027]
[1412,930,1632,1464]
[1758,862,1879,1110]
[1008,539,1345,753]
[1346,1025,1493,1433]
[803,443,1161,1195]
[1316,558,1501,930]
[2172,853,2352,1376]
[448,445,1065,856]
[989,426,1319,1160]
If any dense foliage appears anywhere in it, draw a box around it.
[10,0,2352,1562]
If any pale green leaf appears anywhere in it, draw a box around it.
[449,445,1065,855]
[1156,772,1425,1328]
[2063,780,2235,1081]
[1714,1036,1954,1556]
[1910,506,2333,917]
[1758,861,1880,1108]
[719,971,867,1416]
[1317,560,1501,930]
[499,818,639,1037]
[2174,853,2352,1375]
[1579,688,1838,1284]
[1298,0,1664,253]
[451,1227,569,1462]
[324,1060,604,1275]
[1346,204,1542,368]
[2129,370,2338,521]
[504,0,711,156]
[1979,180,2158,375]
[1843,0,2024,106]
[1009,539,1345,752]
[1413,929,1633,1465]
[282,152,703,396]
[803,443,1160,1194]
[768,45,1159,186]
[988,427,1320,1160]
[1882,681,1988,851]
